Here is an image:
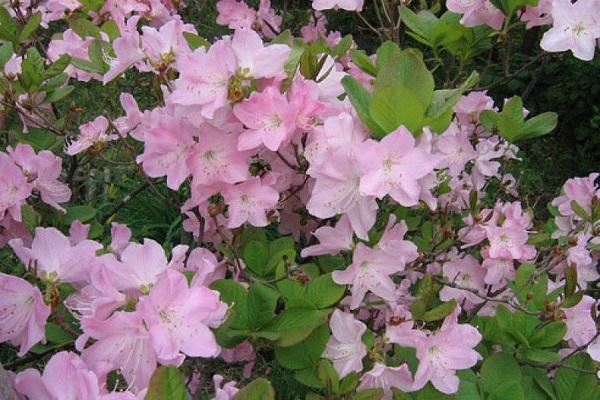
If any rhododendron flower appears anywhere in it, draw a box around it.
[9,227,102,283]
[482,257,515,286]
[312,0,364,11]
[47,29,100,82]
[114,93,144,138]
[136,113,196,190]
[103,238,169,293]
[446,0,504,30]
[0,273,50,355]
[540,0,600,61]
[223,177,279,228]
[234,86,297,151]
[358,127,439,207]
[440,255,486,307]
[15,351,101,400]
[138,269,227,363]
[435,124,478,176]
[412,308,482,394]
[520,0,553,29]
[0,153,32,222]
[485,222,535,260]
[140,18,194,66]
[564,295,596,346]
[332,243,403,309]
[81,311,158,392]
[322,309,367,378]
[103,17,146,83]
[307,145,378,240]
[357,363,413,399]
[552,173,599,218]
[375,215,419,267]
[301,215,354,257]
[454,91,496,127]
[216,0,256,30]
[67,116,117,156]
[187,125,250,185]
[230,28,290,79]
[213,375,239,400]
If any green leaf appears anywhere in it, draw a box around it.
[489,381,525,400]
[242,240,270,276]
[571,201,592,222]
[15,128,58,151]
[496,96,525,142]
[306,273,345,309]
[45,85,74,103]
[44,55,72,79]
[520,112,558,140]
[318,359,340,395]
[339,372,359,395]
[376,41,401,71]
[524,366,557,400]
[561,291,584,309]
[65,205,97,224]
[71,57,105,74]
[422,299,457,322]
[234,378,275,400]
[145,366,187,400]
[554,354,598,400]
[481,352,521,394]
[369,81,425,134]
[523,348,561,363]
[0,7,17,43]
[350,49,377,76]
[335,34,353,58]
[353,388,384,400]
[530,321,566,348]
[0,41,13,68]
[183,31,210,50]
[275,323,329,370]
[266,236,296,275]
[490,0,538,18]
[210,280,249,330]
[262,308,331,347]
[341,75,385,136]
[18,12,41,43]
[30,322,74,354]
[69,18,102,38]
[247,283,280,330]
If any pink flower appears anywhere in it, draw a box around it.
[14,351,101,400]
[485,221,535,260]
[482,257,515,286]
[103,238,169,293]
[140,18,193,66]
[136,112,196,190]
[187,125,250,185]
[114,93,144,138]
[332,243,402,309]
[540,0,600,61]
[81,311,158,392]
[435,124,478,176]
[234,86,297,151]
[187,248,226,287]
[0,273,50,355]
[446,0,504,30]
[138,269,227,363]
[0,153,32,222]
[440,255,486,307]
[358,127,439,207]
[454,91,496,127]
[553,173,599,219]
[67,116,117,156]
[412,308,482,394]
[301,215,354,257]
[307,145,377,240]
[169,41,237,119]
[47,29,100,82]
[520,0,553,29]
[375,215,419,267]
[220,340,256,378]
[229,28,290,79]
[103,17,146,83]
[213,375,239,400]
[9,227,102,284]
[223,177,279,228]
[312,0,364,11]
[564,295,597,346]
[322,309,367,378]
[357,363,413,399]
[216,0,256,30]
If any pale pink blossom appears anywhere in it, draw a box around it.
[301,215,354,257]
[440,255,486,307]
[234,86,297,151]
[312,0,364,11]
[446,0,504,30]
[0,153,32,222]
[322,309,367,378]
[0,273,50,355]
[229,28,290,79]
[357,363,413,399]
[223,177,279,228]
[67,116,118,156]
[412,308,482,394]
[540,0,600,61]
[213,375,239,400]
[216,0,256,30]
[564,295,596,346]
[138,269,227,363]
